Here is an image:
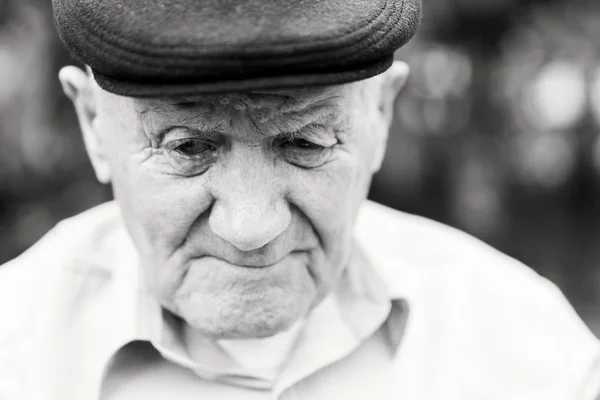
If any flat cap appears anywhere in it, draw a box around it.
[52,0,421,97]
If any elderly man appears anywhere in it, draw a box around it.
[1,0,599,399]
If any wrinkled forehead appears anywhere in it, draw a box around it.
[126,82,374,133]
[133,84,358,116]
[94,76,380,137]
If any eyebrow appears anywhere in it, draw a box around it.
[136,94,345,140]
[274,121,327,137]
[137,102,219,138]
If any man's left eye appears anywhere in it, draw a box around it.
[276,136,332,168]
[280,138,322,150]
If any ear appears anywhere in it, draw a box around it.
[371,60,410,173]
[59,66,111,184]
[378,61,409,128]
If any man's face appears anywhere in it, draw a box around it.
[80,76,393,339]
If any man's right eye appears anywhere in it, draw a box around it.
[170,139,216,157]
[159,133,221,176]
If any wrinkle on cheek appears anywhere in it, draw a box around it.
[134,138,168,172]
[321,161,364,238]
[137,146,157,163]
[296,167,346,228]
[334,124,354,146]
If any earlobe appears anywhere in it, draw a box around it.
[59,66,111,184]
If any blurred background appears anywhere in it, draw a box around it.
[0,0,599,335]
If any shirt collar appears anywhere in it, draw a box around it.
[27,201,407,400]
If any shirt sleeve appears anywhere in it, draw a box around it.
[437,253,600,400]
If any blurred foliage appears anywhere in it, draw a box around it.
[0,0,599,333]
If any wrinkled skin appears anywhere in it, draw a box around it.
[60,63,408,339]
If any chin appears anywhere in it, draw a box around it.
[167,254,322,339]
[173,289,314,339]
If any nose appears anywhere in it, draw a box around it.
[208,152,291,252]
[209,198,291,251]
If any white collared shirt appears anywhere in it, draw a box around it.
[1,200,599,400]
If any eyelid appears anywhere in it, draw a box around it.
[166,137,208,149]
[279,123,337,146]
[158,126,217,143]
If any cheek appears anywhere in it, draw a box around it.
[106,138,211,270]
[131,178,209,248]
[102,122,202,250]
[113,170,213,299]
[290,148,375,272]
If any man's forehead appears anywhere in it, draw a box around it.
[116,83,367,137]
[132,84,351,116]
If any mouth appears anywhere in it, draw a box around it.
[237,251,306,268]
[200,251,305,269]
[237,260,279,269]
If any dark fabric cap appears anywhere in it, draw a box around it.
[52,0,421,97]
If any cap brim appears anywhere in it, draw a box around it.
[93,56,393,97]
